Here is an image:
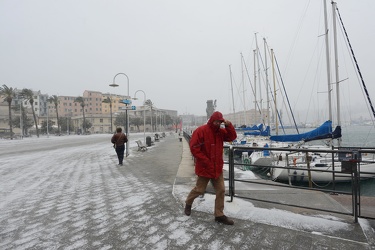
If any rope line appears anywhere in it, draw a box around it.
[335,5,375,120]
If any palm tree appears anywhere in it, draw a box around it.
[74,96,86,134]
[0,84,17,139]
[144,99,154,132]
[21,88,39,138]
[102,96,113,132]
[48,95,60,134]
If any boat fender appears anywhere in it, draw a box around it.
[243,158,251,165]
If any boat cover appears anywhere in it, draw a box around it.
[244,126,270,136]
[236,124,263,131]
[269,120,341,142]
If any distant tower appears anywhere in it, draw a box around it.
[206,99,217,120]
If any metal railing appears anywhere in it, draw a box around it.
[225,144,375,222]
[183,131,375,222]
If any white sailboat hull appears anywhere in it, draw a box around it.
[272,162,375,183]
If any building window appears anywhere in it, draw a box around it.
[100,119,103,123]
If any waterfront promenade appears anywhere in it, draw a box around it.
[0,133,374,249]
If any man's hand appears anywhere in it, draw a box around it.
[223,120,231,126]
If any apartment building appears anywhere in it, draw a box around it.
[224,109,268,127]
[102,93,127,114]
[1,88,179,135]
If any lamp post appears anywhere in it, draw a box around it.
[109,96,113,133]
[109,73,130,157]
[20,100,23,139]
[46,97,49,138]
[67,109,72,135]
[133,90,146,144]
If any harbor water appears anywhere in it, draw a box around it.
[331,125,375,196]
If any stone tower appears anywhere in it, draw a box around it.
[206,99,216,120]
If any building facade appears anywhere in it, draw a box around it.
[1,88,179,136]
[224,109,268,127]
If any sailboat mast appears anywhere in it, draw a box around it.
[264,38,270,127]
[332,0,342,146]
[253,49,257,124]
[255,33,263,123]
[241,53,247,126]
[323,0,333,123]
[271,48,279,135]
[229,65,236,124]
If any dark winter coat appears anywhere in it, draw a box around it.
[189,111,237,179]
[111,132,128,147]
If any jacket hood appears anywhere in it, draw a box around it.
[208,111,225,125]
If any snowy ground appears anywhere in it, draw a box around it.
[0,133,373,249]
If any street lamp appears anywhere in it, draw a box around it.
[109,96,113,133]
[67,109,72,135]
[46,97,49,138]
[133,90,146,145]
[109,73,130,157]
[20,99,24,139]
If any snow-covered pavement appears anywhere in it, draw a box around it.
[0,133,374,249]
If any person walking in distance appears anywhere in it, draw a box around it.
[111,127,128,165]
[185,111,237,225]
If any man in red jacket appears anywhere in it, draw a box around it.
[185,111,237,225]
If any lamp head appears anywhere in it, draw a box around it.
[109,83,119,87]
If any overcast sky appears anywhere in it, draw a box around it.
[1,0,374,123]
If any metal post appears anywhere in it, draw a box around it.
[332,147,336,191]
[286,154,291,186]
[150,106,153,132]
[353,162,359,223]
[125,107,128,155]
[134,90,147,145]
[306,152,312,188]
[20,101,23,139]
[228,145,235,202]
[110,73,130,157]
[47,100,49,138]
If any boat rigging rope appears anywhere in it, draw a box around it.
[242,55,265,118]
[311,179,332,188]
[335,5,375,120]
[274,56,300,134]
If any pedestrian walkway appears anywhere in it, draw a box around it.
[173,136,375,249]
[0,133,374,249]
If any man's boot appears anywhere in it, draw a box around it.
[215,215,234,225]
[184,204,192,216]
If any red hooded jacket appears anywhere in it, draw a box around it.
[189,111,237,179]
